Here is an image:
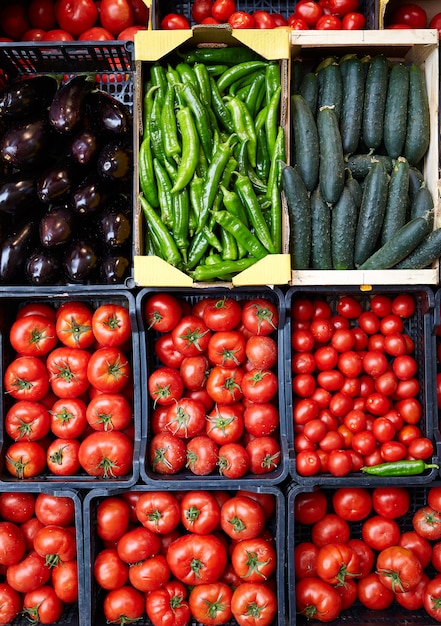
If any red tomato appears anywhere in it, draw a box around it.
[46,438,81,475]
[34,524,77,565]
[388,3,427,28]
[4,356,49,401]
[189,581,232,624]
[347,538,374,578]
[295,1,323,26]
[295,542,319,579]
[166,398,206,439]
[185,435,219,476]
[232,582,277,626]
[312,513,350,548]
[253,10,277,28]
[376,545,423,593]
[42,28,74,39]
[54,0,98,38]
[78,25,113,39]
[428,487,441,513]
[10,315,57,356]
[218,442,249,478]
[5,441,46,478]
[5,400,50,442]
[86,393,132,432]
[203,297,241,331]
[87,347,130,394]
[212,0,236,22]
[103,586,145,624]
[245,335,277,369]
[332,488,372,521]
[294,489,327,525]
[206,366,244,404]
[35,494,75,527]
[167,533,227,586]
[244,402,279,437]
[78,431,133,477]
[96,497,129,542]
[362,515,401,551]
[272,12,288,26]
[172,315,211,356]
[22,585,63,624]
[232,537,276,582]
[155,334,185,369]
[413,506,441,540]
[316,542,360,586]
[51,557,78,603]
[0,583,21,624]
[429,12,441,39]
[328,0,360,17]
[144,294,182,333]
[246,436,281,475]
[372,487,410,519]
[207,331,245,368]
[94,548,128,591]
[220,495,265,541]
[358,572,395,609]
[160,13,190,29]
[0,4,30,39]
[92,304,131,347]
[50,397,88,439]
[399,531,432,569]
[149,432,186,475]
[342,11,366,28]
[146,581,190,626]
[100,0,134,36]
[28,0,57,30]
[135,491,180,535]
[191,0,213,23]
[242,299,278,336]
[241,368,278,403]
[296,577,342,622]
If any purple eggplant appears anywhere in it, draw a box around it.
[98,209,131,248]
[0,174,40,215]
[97,141,132,183]
[86,90,132,135]
[39,205,76,248]
[0,75,59,119]
[100,251,131,284]
[0,118,53,170]
[49,74,95,134]
[69,128,102,165]
[37,165,79,204]
[0,220,39,283]
[25,248,63,285]
[71,175,109,215]
[63,239,98,282]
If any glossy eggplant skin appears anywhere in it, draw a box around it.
[49,74,95,134]
[25,248,63,285]
[0,76,59,118]
[37,165,79,204]
[39,205,76,248]
[63,239,98,282]
[0,118,52,170]
[0,220,39,283]
[100,251,130,284]
[0,174,39,215]
[97,141,132,183]
[86,90,131,135]
[71,175,109,215]
[98,209,131,248]
[69,128,101,165]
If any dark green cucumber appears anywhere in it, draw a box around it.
[331,184,358,270]
[292,58,305,95]
[281,163,311,270]
[357,216,432,270]
[340,56,365,155]
[383,63,409,159]
[345,171,363,209]
[291,94,319,192]
[317,106,345,204]
[381,156,410,246]
[408,166,425,201]
[317,62,343,121]
[299,72,319,117]
[362,55,389,150]
[310,187,332,269]
[410,184,434,229]
[354,160,390,267]
[404,64,430,166]
[395,227,441,269]
[345,153,393,179]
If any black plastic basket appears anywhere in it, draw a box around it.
[431,288,441,479]
[84,484,286,626]
[0,288,140,489]
[136,285,289,487]
[287,482,441,626]
[285,285,439,485]
[152,0,380,30]
[0,42,135,289]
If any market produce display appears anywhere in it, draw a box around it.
[285,52,439,271]
[0,72,133,285]
[139,48,285,281]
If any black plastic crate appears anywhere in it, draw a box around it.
[432,288,441,479]
[136,286,289,487]
[285,285,439,485]
[152,0,380,30]
[0,42,135,288]
[287,483,441,625]
[0,288,140,489]
[84,484,286,626]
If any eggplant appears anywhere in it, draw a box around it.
[100,251,131,284]
[98,209,131,248]
[0,174,40,214]
[25,248,63,285]
[0,220,39,283]
[69,128,101,165]
[0,118,53,170]
[63,239,98,282]
[49,74,95,134]
[39,205,76,248]
[0,75,59,119]
[97,141,132,183]
[71,175,109,215]
[86,90,132,135]
[37,165,79,204]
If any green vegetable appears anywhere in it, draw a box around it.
[361,460,438,476]
[395,226,441,269]
[404,64,430,166]
[331,185,358,270]
[281,163,311,270]
[362,54,389,150]
[340,56,365,155]
[383,62,409,159]
[310,187,332,270]
[291,94,319,192]
[317,106,345,204]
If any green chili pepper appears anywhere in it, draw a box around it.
[139,136,159,209]
[140,195,182,267]
[191,257,258,281]
[142,85,158,139]
[265,85,281,161]
[210,77,235,134]
[150,64,167,108]
[220,227,238,261]
[265,62,281,106]
[217,61,268,94]
[176,62,198,87]
[172,188,190,261]
[202,225,222,252]
[361,460,439,476]
[226,96,257,168]
[211,210,268,260]
[229,69,263,96]
[149,93,166,164]
[161,84,181,160]
[189,173,204,223]
[255,106,268,134]
[256,125,271,182]
[267,126,286,198]
[153,158,173,228]
[194,62,212,109]
[266,126,285,254]
[183,47,259,66]
[166,66,185,105]
[170,107,200,194]
[245,72,266,119]
[186,214,217,270]
[177,82,213,160]
[220,184,249,228]
[205,64,230,76]
[234,172,276,253]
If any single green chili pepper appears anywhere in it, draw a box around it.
[234,172,276,253]
[189,173,204,223]
[139,195,182,267]
[186,214,217,270]
[194,62,212,109]
[210,77,235,134]
[211,210,268,260]
[235,138,249,176]
[171,107,200,194]
[139,135,159,209]
[202,225,222,252]
[145,226,159,257]
[176,62,198,87]
[150,64,167,108]
[172,188,190,261]
[265,85,281,161]
[245,72,266,119]
[256,125,271,182]
[361,460,439,476]
[221,184,249,227]
[161,84,181,160]
[212,155,238,214]
[177,82,213,160]
[255,105,268,134]
[266,126,286,199]
[265,62,281,107]
[267,127,285,253]
[166,66,185,105]
[205,64,230,76]
[217,61,268,94]
[226,96,257,168]
[153,158,173,228]
[183,47,259,66]
[191,257,258,281]
[220,227,238,261]
[149,93,166,164]
[142,84,158,139]
[236,84,253,103]
[163,157,178,181]
[229,69,264,96]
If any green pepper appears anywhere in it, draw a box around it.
[226,96,257,168]
[150,64,167,108]
[265,85,281,161]
[182,47,259,66]
[161,84,181,160]
[177,82,213,160]
[245,72,266,119]
[191,257,258,281]
[194,62,212,109]
[176,62,198,87]
[361,460,439,476]
[234,172,276,253]
[171,107,200,194]
[139,195,182,267]
[210,77,235,134]
[217,61,268,94]
[265,62,281,107]
[149,92,166,164]
[153,158,173,228]
[211,210,268,260]
[172,188,190,261]
[139,136,159,209]
[220,228,238,261]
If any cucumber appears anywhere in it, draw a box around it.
[395,227,441,269]
[354,160,390,267]
[345,153,393,179]
[310,187,332,269]
[381,156,410,246]
[281,164,311,270]
[362,55,389,150]
[408,166,425,201]
[299,72,319,117]
[404,64,430,166]
[317,106,345,204]
[332,184,358,270]
[317,62,343,121]
[291,94,319,192]
[383,63,409,159]
[292,58,305,95]
[357,216,432,270]
[410,184,434,229]
[346,171,363,209]
[340,56,365,155]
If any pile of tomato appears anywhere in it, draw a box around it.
[0,491,78,624]
[161,0,367,30]
[144,291,283,480]
[2,299,135,480]
[290,292,434,477]
[385,2,441,38]
[91,488,278,626]
[0,0,148,42]
[294,485,441,622]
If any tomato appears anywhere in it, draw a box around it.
[86,393,132,432]
[376,545,423,593]
[244,402,279,437]
[207,331,246,368]
[5,441,46,478]
[332,488,372,522]
[0,4,30,39]
[23,585,63,624]
[103,586,145,624]
[312,514,350,548]
[342,11,366,28]
[0,493,35,524]
[202,297,241,331]
[79,430,133,477]
[242,299,278,336]
[167,533,227,586]
[160,12,191,28]
[5,400,50,442]
[95,496,129,543]
[295,1,323,27]
[149,432,186,475]
[172,315,211,356]
[388,3,427,28]
[78,25,113,38]
[362,350,388,378]
[429,12,441,39]
[42,28,74,40]
[296,449,321,476]
[338,350,362,377]
[185,435,218,476]
[129,553,170,592]
[50,397,88,438]
[428,487,441,513]
[242,368,278,403]
[232,582,277,626]
[4,356,49,401]
[296,577,342,622]
[232,537,276,582]
[87,347,130,393]
[212,0,236,22]
[148,366,184,407]
[180,490,220,535]
[372,487,410,519]
[34,524,77,566]
[191,0,213,23]
[144,294,182,333]
[10,315,57,357]
[217,442,249,478]
[206,366,244,404]
[220,495,265,541]
[146,581,190,626]
[189,581,233,625]
[329,0,360,16]
[361,515,400,551]
[316,542,360,586]
[347,538,374,578]
[246,436,281,475]
[295,542,319,579]
[91,304,131,347]
[54,0,98,38]
[399,530,432,569]
[0,582,21,624]
[327,449,353,476]
[253,10,276,29]
[28,0,57,30]
[413,506,441,540]
[46,438,81,475]
[394,397,422,425]
[155,334,185,369]
[46,347,90,398]
[99,0,134,35]
[51,557,78,603]
[35,494,74,527]
[245,336,277,371]
[0,521,26,566]
[358,572,395,610]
